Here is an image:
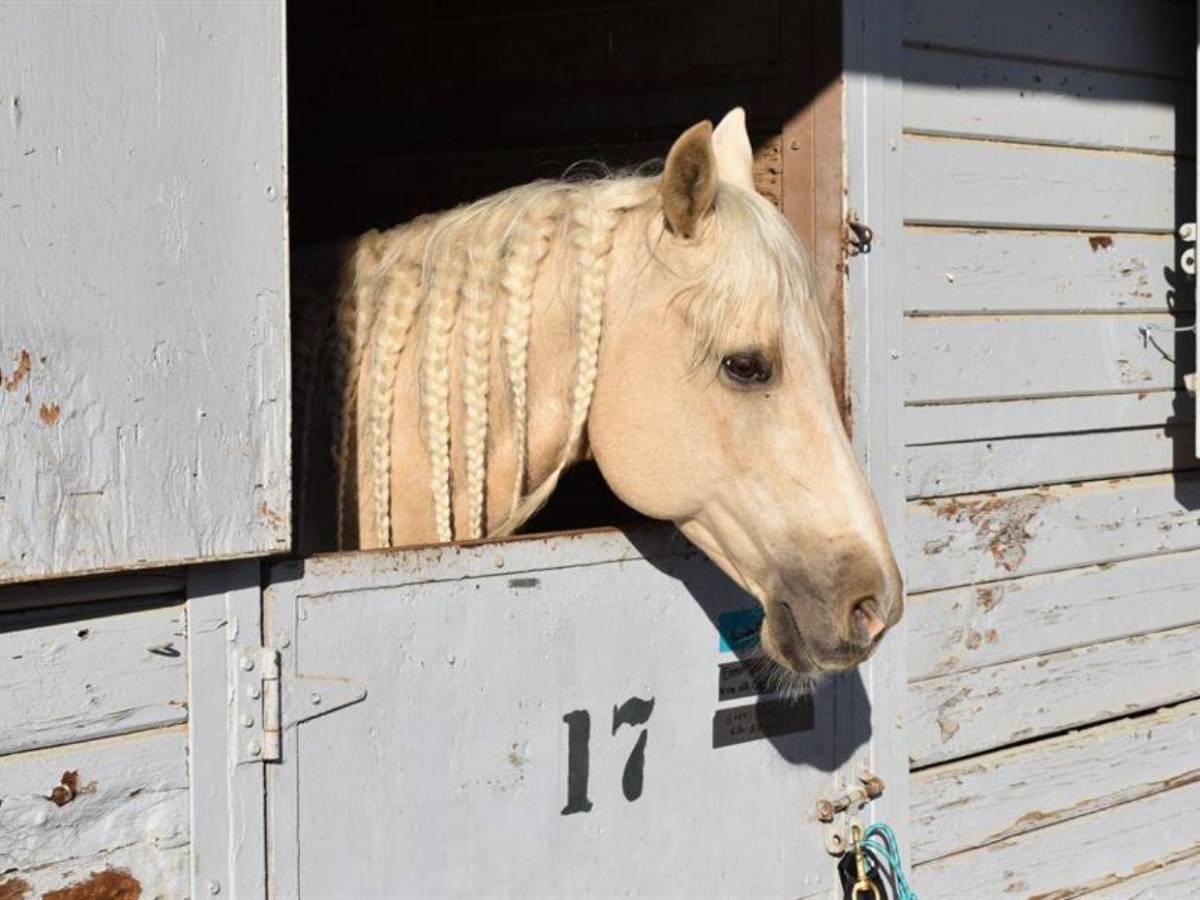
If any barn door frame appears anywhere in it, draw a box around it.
[842,0,912,855]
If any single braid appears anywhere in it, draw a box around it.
[364,258,423,547]
[334,232,386,549]
[498,205,558,527]
[501,187,618,528]
[564,191,616,461]
[420,240,468,542]
[461,220,504,540]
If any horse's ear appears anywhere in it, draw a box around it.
[712,107,755,192]
[661,119,718,239]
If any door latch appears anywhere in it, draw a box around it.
[817,770,886,856]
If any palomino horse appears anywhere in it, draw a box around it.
[297,108,902,685]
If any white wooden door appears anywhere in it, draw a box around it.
[258,529,882,898]
[0,1,289,583]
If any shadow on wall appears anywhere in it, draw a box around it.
[1168,76,1199,510]
[624,524,872,772]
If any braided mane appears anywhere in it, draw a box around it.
[333,172,822,548]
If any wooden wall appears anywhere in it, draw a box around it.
[895,1,1200,894]
[0,577,190,897]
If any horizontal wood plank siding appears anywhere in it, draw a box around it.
[0,726,189,897]
[897,0,1198,886]
[902,0,1193,78]
[904,137,1181,232]
[913,779,1200,898]
[911,699,1200,862]
[907,473,1200,592]
[904,230,1184,315]
[906,423,1192,498]
[908,622,1200,767]
[907,548,1200,681]
[1083,847,1200,898]
[0,598,188,756]
[906,390,1188,444]
[903,47,1190,153]
[906,314,1183,404]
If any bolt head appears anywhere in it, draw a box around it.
[206,880,221,895]
[240,713,254,728]
[240,656,255,671]
[249,684,262,700]
[248,741,262,757]
[310,692,322,706]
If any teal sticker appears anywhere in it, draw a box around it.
[717,607,764,652]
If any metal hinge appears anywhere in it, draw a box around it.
[235,645,367,764]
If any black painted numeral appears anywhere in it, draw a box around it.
[560,709,594,815]
[561,697,654,815]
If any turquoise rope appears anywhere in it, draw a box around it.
[861,823,919,900]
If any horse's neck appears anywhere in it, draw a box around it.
[365,188,646,548]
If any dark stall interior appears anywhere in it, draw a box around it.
[287,0,844,551]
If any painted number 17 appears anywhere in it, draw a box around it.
[561,697,655,815]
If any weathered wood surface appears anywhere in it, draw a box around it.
[906,390,1187,445]
[907,423,1191,498]
[908,622,1200,767]
[906,313,1182,404]
[907,549,1200,681]
[0,725,189,898]
[914,779,1200,899]
[904,137,1179,232]
[907,472,1200,592]
[904,230,1182,315]
[903,0,1193,78]
[1084,847,1200,899]
[0,2,289,583]
[904,47,1190,154]
[0,599,187,755]
[911,699,1200,862]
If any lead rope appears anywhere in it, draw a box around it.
[858,823,919,900]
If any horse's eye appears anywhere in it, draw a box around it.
[721,352,772,386]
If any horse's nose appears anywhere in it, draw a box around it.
[852,598,888,643]
[842,560,903,648]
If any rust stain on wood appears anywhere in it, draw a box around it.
[1088,235,1114,252]
[43,870,141,900]
[0,878,31,900]
[46,769,96,807]
[751,135,782,208]
[3,350,30,392]
[38,402,60,425]
[935,493,1052,572]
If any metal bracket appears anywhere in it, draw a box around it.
[235,645,367,764]
[846,216,874,256]
[817,769,885,856]
[1180,222,1196,275]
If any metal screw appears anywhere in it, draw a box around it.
[277,633,291,649]
[248,684,262,700]
[310,692,322,706]
[248,741,262,757]
[240,714,254,728]
[206,880,221,895]
[493,555,505,569]
[1180,221,1196,242]
[888,349,900,360]
[241,655,255,672]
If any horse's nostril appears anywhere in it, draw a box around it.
[852,598,887,644]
